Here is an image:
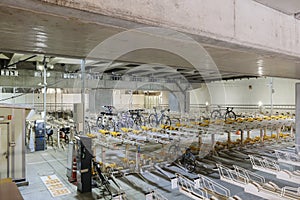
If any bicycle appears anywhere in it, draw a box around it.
[148,107,171,127]
[179,148,196,173]
[168,138,182,160]
[96,106,117,131]
[59,127,70,144]
[129,109,145,126]
[92,159,112,199]
[210,106,236,120]
[114,111,135,131]
[46,128,54,146]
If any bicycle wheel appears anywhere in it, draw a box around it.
[85,120,91,133]
[107,119,115,131]
[168,145,181,159]
[211,110,222,119]
[134,115,145,126]
[148,114,157,127]
[126,118,135,128]
[140,115,146,126]
[225,111,236,120]
[160,116,171,126]
[96,116,105,129]
[114,121,122,132]
[185,159,196,173]
[65,135,69,144]
[47,135,53,146]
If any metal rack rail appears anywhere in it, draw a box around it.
[217,164,300,200]
[249,155,300,184]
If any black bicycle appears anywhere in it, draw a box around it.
[93,159,112,199]
[59,127,70,144]
[211,106,236,120]
[96,106,117,130]
[46,128,54,146]
[129,109,145,126]
[179,148,196,173]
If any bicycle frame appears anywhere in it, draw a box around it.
[154,109,165,124]
[149,107,171,127]
[211,106,236,120]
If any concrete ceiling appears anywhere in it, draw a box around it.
[253,0,300,15]
[0,2,300,89]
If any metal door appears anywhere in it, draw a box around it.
[0,123,9,179]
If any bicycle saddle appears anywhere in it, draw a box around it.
[226,107,234,111]
[46,129,53,136]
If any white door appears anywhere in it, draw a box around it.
[0,124,8,179]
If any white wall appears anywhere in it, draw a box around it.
[190,77,299,105]
[113,90,170,110]
[113,90,145,110]
[0,92,86,111]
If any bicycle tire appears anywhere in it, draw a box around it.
[107,119,115,131]
[114,121,122,132]
[134,115,145,126]
[134,116,142,126]
[185,159,196,173]
[140,115,145,126]
[65,135,69,144]
[96,116,104,129]
[85,120,91,133]
[211,110,222,119]
[225,111,236,120]
[168,145,181,159]
[148,114,157,127]
[47,135,53,146]
[160,116,171,126]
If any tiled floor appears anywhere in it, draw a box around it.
[19,147,94,200]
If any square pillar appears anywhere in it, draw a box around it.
[295,83,300,153]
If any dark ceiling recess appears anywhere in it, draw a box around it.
[176,68,188,72]
[126,64,140,67]
[104,68,126,74]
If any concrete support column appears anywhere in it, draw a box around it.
[260,128,264,145]
[227,132,231,145]
[295,83,300,153]
[240,130,244,145]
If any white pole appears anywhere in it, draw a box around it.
[270,78,274,116]
[81,59,86,135]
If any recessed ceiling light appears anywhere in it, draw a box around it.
[258,66,263,75]
[256,59,264,67]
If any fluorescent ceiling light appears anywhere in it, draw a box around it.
[0,54,9,59]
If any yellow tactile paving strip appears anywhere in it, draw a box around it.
[40,175,71,197]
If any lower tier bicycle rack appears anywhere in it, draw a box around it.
[217,164,300,200]
[275,150,300,166]
[249,155,300,184]
[171,173,242,200]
